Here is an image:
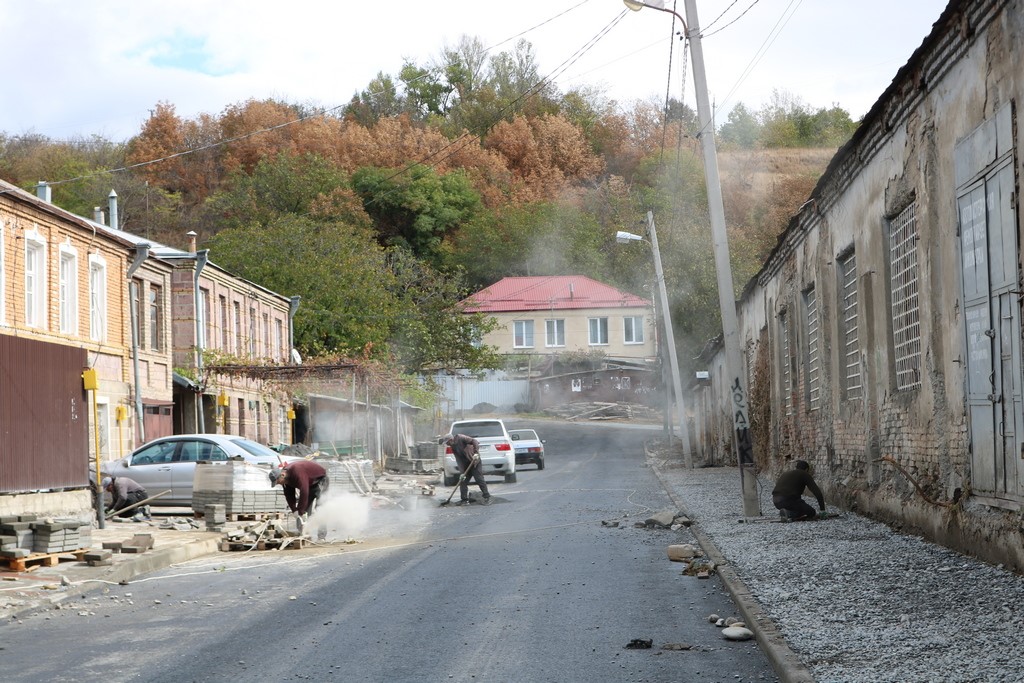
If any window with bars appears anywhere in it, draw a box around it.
[838,251,861,400]
[889,202,922,390]
[780,309,792,415]
[804,285,821,410]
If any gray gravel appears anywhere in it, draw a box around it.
[653,462,1024,683]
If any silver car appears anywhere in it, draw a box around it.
[102,434,301,506]
[509,429,545,470]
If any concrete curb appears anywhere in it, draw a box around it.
[648,457,816,683]
[5,536,221,621]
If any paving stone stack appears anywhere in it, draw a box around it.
[31,519,88,554]
[191,461,289,516]
[0,516,36,551]
[315,458,375,494]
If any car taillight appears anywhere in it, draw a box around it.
[528,447,541,453]
[445,446,453,455]
[495,443,511,451]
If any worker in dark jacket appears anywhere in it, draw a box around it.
[442,433,491,506]
[772,460,825,521]
[269,460,329,517]
[103,476,150,519]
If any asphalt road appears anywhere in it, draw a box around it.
[1,419,779,683]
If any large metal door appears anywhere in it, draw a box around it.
[959,161,1022,500]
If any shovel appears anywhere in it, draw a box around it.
[439,455,479,507]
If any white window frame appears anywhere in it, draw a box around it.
[588,317,609,346]
[59,243,79,335]
[623,315,644,344]
[89,253,108,342]
[545,319,565,347]
[513,320,534,348]
[24,230,47,329]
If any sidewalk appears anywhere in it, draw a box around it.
[650,459,1024,683]
[0,518,221,622]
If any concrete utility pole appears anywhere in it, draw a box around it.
[624,0,760,515]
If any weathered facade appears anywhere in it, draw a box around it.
[0,181,142,517]
[694,0,1024,571]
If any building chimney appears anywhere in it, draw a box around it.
[94,207,105,224]
[187,230,197,253]
[108,189,118,230]
[569,282,574,299]
[35,182,51,203]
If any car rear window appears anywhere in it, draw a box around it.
[453,422,505,438]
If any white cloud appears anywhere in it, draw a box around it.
[2,0,949,140]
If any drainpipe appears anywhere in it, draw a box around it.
[128,244,151,444]
[193,249,209,433]
[288,296,301,361]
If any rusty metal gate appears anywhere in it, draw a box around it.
[0,335,89,492]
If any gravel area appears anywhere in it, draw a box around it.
[652,462,1024,683]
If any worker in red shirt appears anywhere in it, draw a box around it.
[269,460,329,518]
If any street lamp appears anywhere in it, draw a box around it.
[624,0,760,515]
[617,214,692,468]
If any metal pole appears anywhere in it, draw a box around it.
[682,0,759,515]
[624,0,760,514]
[646,212,692,466]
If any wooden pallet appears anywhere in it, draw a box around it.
[1,548,90,572]
[219,536,306,552]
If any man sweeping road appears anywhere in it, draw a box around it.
[441,433,491,506]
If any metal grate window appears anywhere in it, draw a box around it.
[804,286,821,410]
[838,251,861,400]
[780,310,792,415]
[889,202,922,390]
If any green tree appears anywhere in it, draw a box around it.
[718,103,760,148]
[207,214,396,357]
[350,164,482,266]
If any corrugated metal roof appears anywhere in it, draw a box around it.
[463,276,650,313]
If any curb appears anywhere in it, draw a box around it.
[5,536,221,622]
[648,457,817,683]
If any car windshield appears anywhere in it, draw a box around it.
[230,438,280,458]
[453,422,505,438]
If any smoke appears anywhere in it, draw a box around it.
[306,489,434,542]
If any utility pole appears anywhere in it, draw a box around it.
[625,0,761,515]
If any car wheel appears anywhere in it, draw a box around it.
[504,472,517,484]
[536,457,545,470]
[443,472,459,487]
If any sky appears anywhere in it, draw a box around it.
[2,0,951,142]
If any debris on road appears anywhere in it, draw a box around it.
[624,638,653,649]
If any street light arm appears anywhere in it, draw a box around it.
[622,0,687,32]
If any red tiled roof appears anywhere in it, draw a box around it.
[462,276,651,313]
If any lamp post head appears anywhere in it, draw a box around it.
[616,230,645,244]
[624,0,665,10]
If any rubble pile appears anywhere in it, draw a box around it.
[543,401,661,422]
[221,518,304,551]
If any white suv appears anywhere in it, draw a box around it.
[442,418,517,486]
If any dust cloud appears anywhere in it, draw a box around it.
[306,489,433,542]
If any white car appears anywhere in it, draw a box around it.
[102,434,303,506]
[509,429,545,470]
[442,418,516,486]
